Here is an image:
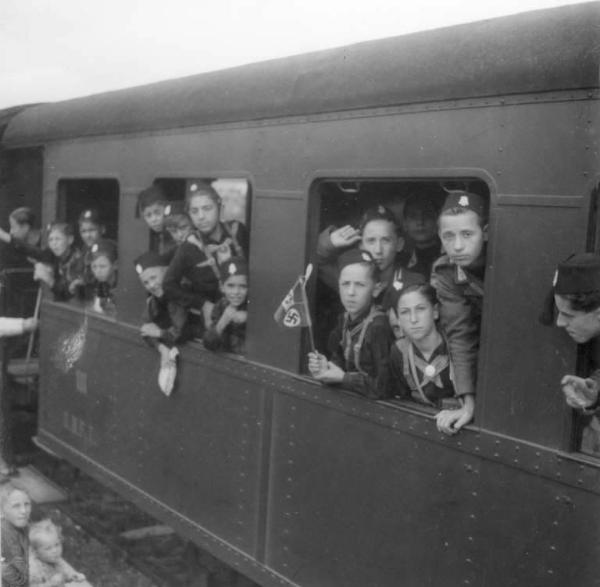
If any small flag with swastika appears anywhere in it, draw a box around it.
[273,277,311,328]
[273,264,314,329]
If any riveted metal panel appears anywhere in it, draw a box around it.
[266,392,482,586]
[39,304,265,556]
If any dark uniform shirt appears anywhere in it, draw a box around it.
[149,228,177,259]
[389,336,455,407]
[0,235,40,317]
[327,306,393,399]
[143,293,191,349]
[430,254,485,397]
[396,239,443,279]
[10,239,84,302]
[203,298,247,354]
[163,221,248,310]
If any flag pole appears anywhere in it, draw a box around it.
[301,265,316,353]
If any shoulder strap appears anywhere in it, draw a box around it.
[187,233,221,281]
[394,337,415,391]
[353,306,385,376]
[223,220,245,259]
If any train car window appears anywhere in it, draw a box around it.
[310,178,490,410]
[57,179,120,243]
[153,177,251,227]
[144,177,251,355]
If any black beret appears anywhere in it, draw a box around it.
[385,269,428,310]
[134,250,169,273]
[78,208,102,224]
[90,239,117,262]
[219,257,248,281]
[137,185,166,212]
[337,248,377,272]
[164,201,186,217]
[554,253,600,295]
[440,190,485,219]
[359,205,398,231]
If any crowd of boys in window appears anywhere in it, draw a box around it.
[310,187,487,435]
[0,181,250,395]
[0,181,487,431]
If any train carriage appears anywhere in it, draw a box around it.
[2,3,600,585]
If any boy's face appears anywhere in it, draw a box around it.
[338,263,378,319]
[188,194,220,235]
[221,274,248,308]
[168,221,192,245]
[140,266,167,297]
[36,533,63,564]
[48,230,72,257]
[1,489,31,528]
[396,290,438,343]
[555,295,600,344]
[439,211,487,267]
[91,255,115,283]
[361,219,398,272]
[142,203,166,233]
[9,217,29,240]
[403,207,437,246]
[80,220,102,248]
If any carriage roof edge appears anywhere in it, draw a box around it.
[3,1,600,147]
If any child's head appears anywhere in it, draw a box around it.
[552,253,600,344]
[358,205,400,273]
[90,240,118,283]
[392,279,439,343]
[164,202,193,245]
[29,519,63,564]
[137,186,167,233]
[402,192,439,247]
[47,222,75,258]
[337,249,381,318]
[185,182,221,236]
[135,251,169,297]
[438,191,488,268]
[0,482,32,529]
[9,207,35,240]
[219,258,249,308]
[78,208,104,248]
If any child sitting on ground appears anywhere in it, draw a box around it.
[388,273,466,435]
[28,518,90,586]
[1,482,32,587]
[308,249,393,399]
[135,251,191,395]
[203,257,248,354]
[136,186,175,257]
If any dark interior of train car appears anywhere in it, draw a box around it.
[310,178,490,354]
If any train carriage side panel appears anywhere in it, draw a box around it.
[39,305,267,557]
[33,95,592,466]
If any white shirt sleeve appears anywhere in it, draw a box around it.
[0,317,25,337]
